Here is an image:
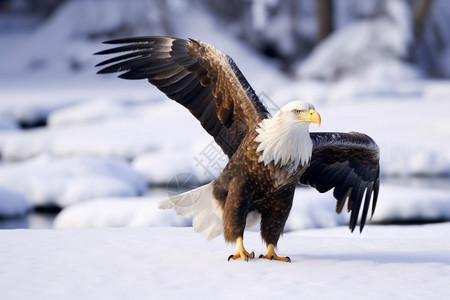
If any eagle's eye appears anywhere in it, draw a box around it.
[293,109,301,115]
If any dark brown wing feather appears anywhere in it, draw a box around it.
[95,36,269,158]
[299,132,380,232]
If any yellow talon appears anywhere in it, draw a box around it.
[228,237,255,261]
[259,244,291,262]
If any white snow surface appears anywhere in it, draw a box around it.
[1,224,450,299]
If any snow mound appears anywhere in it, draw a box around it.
[0,155,147,208]
[48,98,133,127]
[0,186,30,217]
[297,0,417,81]
[0,115,19,130]
[132,151,197,185]
[54,196,191,229]
[371,184,450,223]
[131,143,225,185]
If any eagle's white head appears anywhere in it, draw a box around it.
[254,101,321,172]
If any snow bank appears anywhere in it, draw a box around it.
[0,101,211,162]
[0,155,147,208]
[1,224,449,299]
[54,183,450,231]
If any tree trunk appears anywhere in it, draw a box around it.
[413,0,433,40]
[316,0,334,42]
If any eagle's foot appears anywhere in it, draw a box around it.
[227,237,255,262]
[259,244,291,262]
[228,250,255,262]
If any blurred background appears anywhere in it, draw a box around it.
[0,0,449,230]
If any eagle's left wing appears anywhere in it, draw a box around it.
[299,132,380,232]
[95,37,269,158]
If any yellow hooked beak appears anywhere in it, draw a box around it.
[299,109,321,126]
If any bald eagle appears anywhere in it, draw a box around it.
[96,37,380,262]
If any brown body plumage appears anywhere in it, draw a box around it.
[96,36,380,262]
[214,129,303,246]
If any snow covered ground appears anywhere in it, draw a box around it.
[1,224,449,299]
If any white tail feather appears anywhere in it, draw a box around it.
[158,182,224,240]
[158,181,262,240]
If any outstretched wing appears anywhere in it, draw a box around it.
[299,132,380,232]
[95,36,269,158]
